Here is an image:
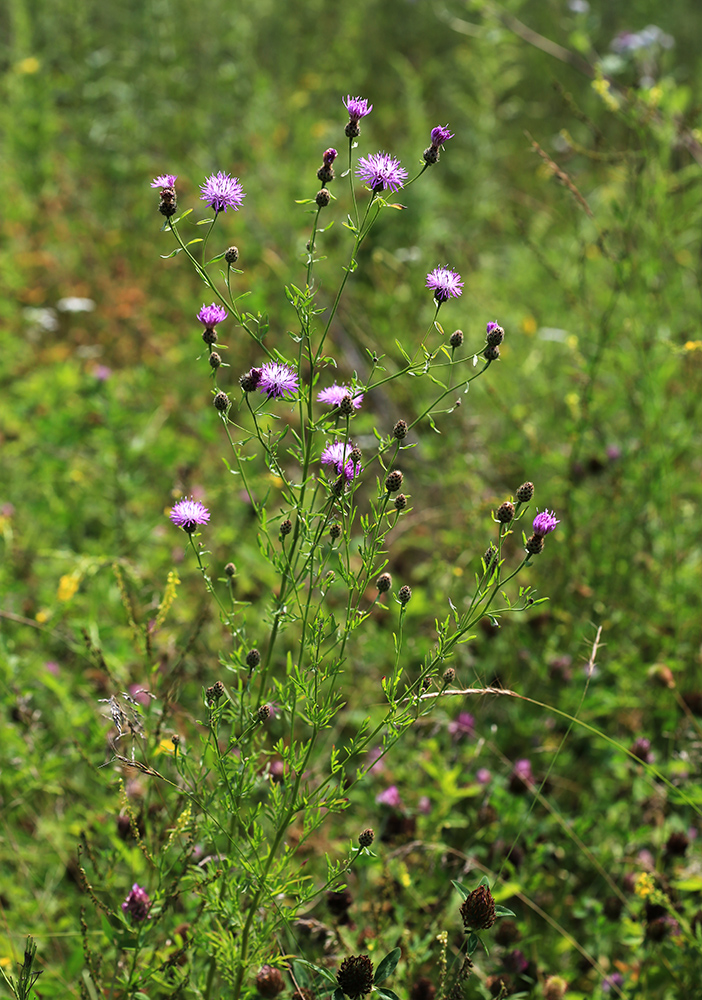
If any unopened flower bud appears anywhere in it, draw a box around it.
[202,327,217,346]
[393,419,408,439]
[280,519,292,536]
[350,446,362,466]
[394,493,407,511]
[339,393,354,414]
[496,501,515,523]
[358,828,374,847]
[450,329,464,349]
[258,704,271,722]
[256,965,285,998]
[516,482,534,503]
[398,585,412,606]
[330,522,342,540]
[337,955,374,999]
[460,884,496,930]
[442,667,456,685]
[224,562,236,577]
[212,680,224,699]
[484,344,500,362]
[246,649,261,670]
[225,245,239,264]
[526,534,544,555]
[159,187,177,218]
[484,544,498,569]
[213,391,230,413]
[316,188,331,208]
[209,351,222,369]
[486,322,504,346]
[543,976,568,1000]
[385,470,403,493]
[423,145,440,165]
[376,572,392,593]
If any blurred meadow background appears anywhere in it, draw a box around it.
[2,0,702,996]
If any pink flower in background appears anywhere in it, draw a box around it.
[376,785,403,809]
[448,712,475,739]
[122,883,151,922]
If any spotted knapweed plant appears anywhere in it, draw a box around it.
[91,96,559,1000]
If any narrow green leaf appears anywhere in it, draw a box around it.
[494,905,516,918]
[451,879,470,900]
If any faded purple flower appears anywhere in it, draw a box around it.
[169,498,211,533]
[418,795,431,815]
[430,125,454,147]
[258,361,299,400]
[376,785,403,808]
[532,510,560,537]
[366,747,385,773]
[356,152,407,194]
[601,973,624,994]
[426,267,464,304]
[122,883,151,922]
[631,737,654,764]
[509,758,534,793]
[317,384,364,409]
[476,768,492,786]
[504,950,528,975]
[321,440,361,481]
[486,321,501,337]
[448,711,475,739]
[323,148,338,167]
[343,95,373,122]
[151,174,177,189]
[199,171,245,214]
[197,303,228,329]
[93,364,112,381]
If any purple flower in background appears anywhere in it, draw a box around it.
[151,174,177,188]
[169,498,211,533]
[258,361,299,400]
[356,152,407,194]
[504,950,528,975]
[199,171,245,214]
[430,125,454,147]
[376,785,403,808]
[631,737,654,764]
[418,795,432,814]
[532,510,560,537]
[197,303,228,329]
[343,95,373,122]
[601,973,624,994]
[323,148,338,167]
[448,711,475,739]
[93,364,112,381]
[122,883,151,923]
[426,266,464,303]
[476,768,492,786]
[317,384,364,409]
[509,758,534,794]
[321,440,360,481]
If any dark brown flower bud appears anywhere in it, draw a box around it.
[240,367,263,392]
[212,680,224,699]
[442,667,455,685]
[224,562,236,577]
[526,534,544,555]
[398,585,412,606]
[449,329,464,349]
[209,351,222,369]
[460,884,496,930]
[256,965,285,998]
[385,470,403,493]
[330,522,342,540]
[484,344,500,362]
[316,188,332,208]
[393,420,408,439]
[376,572,392,593]
[516,482,534,503]
[496,501,515,523]
[339,393,354,415]
[213,391,230,413]
[258,704,271,722]
[280,519,292,536]
[358,828,374,847]
[225,245,239,264]
[246,649,261,670]
[394,494,407,511]
[202,327,217,346]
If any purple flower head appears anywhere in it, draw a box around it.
[258,361,299,400]
[504,950,528,975]
[321,440,361,481]
[631,737,654,764]
[122,883,151,923]
[601,973,624,994]
[426,266,464,304]
[430,125,454,147]
[476,768,492,786]
[323,148,338,167]
[199,171,245,214]
[197,303,228,329]
[376,784,403,808]
[418,795,432,815]
[486,321,501,336]
[343,95,373,122]
[317,384,364,409]
[356,152,407,194]
[509,759,534,792]
[169,497,211,533]
[448,711,475,739]
[532,510,560,537]
[151,174,177,189]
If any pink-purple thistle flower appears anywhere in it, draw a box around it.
[430,125,454,147]
[199,171,245,214]
[169,498,211,533]
[426,267,464,304]
[356,152,407,194]
[323,148,338,167]
[532,510,560,537]
[197,303,228,329]
[317,384,364,409]
[448,711,475,739]
[321,440,361,481]
[258,361,299,400]
[122,883,151,923]
[343,95,373,122]
[376,785,403,808]
[151,174,177,189]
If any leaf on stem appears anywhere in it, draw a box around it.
[373,948,401,984]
